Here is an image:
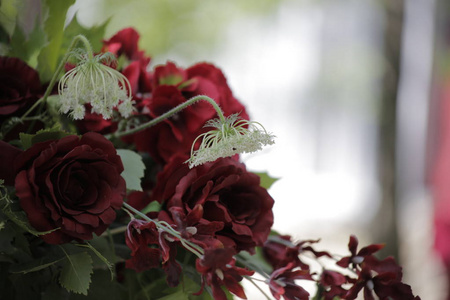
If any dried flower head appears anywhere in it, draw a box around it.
[58,51,134,120]
[187,114,275,168]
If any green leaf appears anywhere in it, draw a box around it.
[37,0,76,82]
[19,127,72,149]
[59,250,93,296]
[63,14,109,53]
[8,16,47,67]
[254,172,279,189]
[0,0,18,36]
[1,206,58,236]
[159,290,190,300]
[141,200,162,214]
[236,249,272,276]
[0,187,59,237]
[116,149,145,191]
[68,269,122,300]
[9,256,63,274]
[76,242,114,279]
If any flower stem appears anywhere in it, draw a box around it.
[21,35,94,119]
[106,95,226,139]
[122,202,204,258]
[244,276,272,300]
[99,225,127,237]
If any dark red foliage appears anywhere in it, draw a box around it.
[337,235,385,269]
[263,236,331,270]
[195,247,254,300]
[344,256,420,300]
[268,262,313,300]
[320,270,348,300]
[125,219,182,286]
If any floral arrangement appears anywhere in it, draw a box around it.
[0,5,421,300]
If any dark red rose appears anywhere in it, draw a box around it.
[130,61,249,164]
[0,56,44,140]
[14,132,126,244]
[122,59,152,98]
[152,156,274,253]
[153,61,185,87]
[132,85,210,163]
[102,27,149,63]
[0,56,42,117]
[0,140,22,185]
[183,63,249,117]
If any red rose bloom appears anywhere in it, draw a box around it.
[14,132,126,244]
[152,156,274,253]
[102,27,148,63]
[0,56,42,117]
[0,56,44,140]
[131,62,249,164]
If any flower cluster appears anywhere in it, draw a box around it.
[59,51,134,120]
[262,235,421,300]
[0,21,420,300]
[187,114,275,168]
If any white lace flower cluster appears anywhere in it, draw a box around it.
[58,51,134,120]
[187,114,275,168]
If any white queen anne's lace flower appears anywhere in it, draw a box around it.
[187,114,275,168]
[58,51,134,120]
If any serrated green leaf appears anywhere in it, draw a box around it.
[59,250,93,296]
[254,172,279,189]
[37,0,76,82]
[19,127,72,149]
[76,242,114,280]
[116,149,145,191]
[68,269,122,300]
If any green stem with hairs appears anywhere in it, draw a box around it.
[21,35,93,119]
[106,95,225,139]
[122,202,204,258]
